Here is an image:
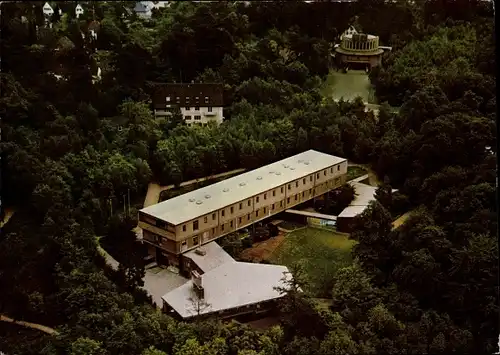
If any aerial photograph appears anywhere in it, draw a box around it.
[0,0,497,354]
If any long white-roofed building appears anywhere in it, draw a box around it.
[138,150,347,268]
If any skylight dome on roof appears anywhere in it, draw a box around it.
[304,161,310,165]
[290,167,295,170]
[223,188,229,192]
[189,198,196,202]
[257,176,263,180]
[239,182,246,186]
[283,164,289,168]
[205,195,211,199]
[276,172,282,175]
[196,200,203,205]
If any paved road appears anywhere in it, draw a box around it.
[0,314,58,335]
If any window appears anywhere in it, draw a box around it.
[256,211,259,217]
[248,200,251,206]
[331,167,333,173]
[324,170,327,176]
[264,193,267,200]
[222,210,225,217]
[185,115,192,120]
[182,225,186,232]
[193,220,199,231]
[256,196,259,203]
[212,213,216,220]
[166,96,171,102]
[264,207,267,214]
[230,207,234,214]
[303,178,306,184]
[316,173,320,179]
[204,216,207,223]
[281,187,284,193]
[212,228,215,234]
[185,107,190,110]
[296,181,299,187]
[280,201,283,207]
[194,115,201,120]
[310,176,313,182]
[208,107,212,112]
[239,203,243,209]
[195,96,199,100]
[195,107,200,111]
[302,191,305,197]
[186,96,190,102]
[309,188,312,195]
[338,165,340,171]
[287,197,290,203]
[193,235,199,244]
[181,241,187,249]
[230,221,233,228]
[238,217,242,224]
[272,203,275,210]
[313,188,316,194]
[176,96,180,102]
[205,96,209,103]
[221,224,225,231]
[288,184,291,190]
[273,190,276,197]
[295,195,298,201]
[247,214,250,221]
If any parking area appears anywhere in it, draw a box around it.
[142,267,188,308]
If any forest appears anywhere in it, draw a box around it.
[0,0,497,354]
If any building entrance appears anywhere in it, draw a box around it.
[156,248,169,266]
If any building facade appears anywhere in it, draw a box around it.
[152,83,224,126]
[335,31,385,70]
[139,150,348,267]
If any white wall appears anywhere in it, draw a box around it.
[154,106,224,126]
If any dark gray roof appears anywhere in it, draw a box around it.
[134,2,148,13]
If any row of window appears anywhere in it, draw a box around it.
[166,96,210,104]
[182,169,342,233]
[185,115,202,120]
[184,107,213,112]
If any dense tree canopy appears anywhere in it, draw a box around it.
[0,1,496,354]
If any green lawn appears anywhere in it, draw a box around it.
[347,165,368,181]
[320,70,374,103]
[270,227,355,297]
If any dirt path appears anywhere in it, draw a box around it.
[0,208,15,228]
[392,211,413,230]
[348,162,380,187]
[239,232,287,263]
[0,314,58,335]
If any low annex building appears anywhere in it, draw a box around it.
[162,260,291,320]
[152,83,224,126]
[138,150,348,269]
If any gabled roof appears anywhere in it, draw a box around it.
[162,261,291,318]
[134,2,148,12]
[183,242,234,273]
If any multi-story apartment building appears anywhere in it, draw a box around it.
[152,83,224,126]
[138,150,348,268]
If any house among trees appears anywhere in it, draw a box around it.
[42,2,54,17]
[75,4,84,19]
[152,83,225,126]
[134,2,152,19]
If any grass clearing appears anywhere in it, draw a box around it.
[269,227,355,297]
[347,165,368,181]
[321,70,373,103]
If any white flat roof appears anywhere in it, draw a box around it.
[183,242,234,273]
[162,262,291,318]
[141,150,346,225]
[338,205,368,218]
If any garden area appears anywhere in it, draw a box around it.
[269,227,355,297]
[346,165,368,181]
[320,69,376,104]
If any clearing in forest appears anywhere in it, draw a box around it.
[320,69,376,104]
[269,227,355,296]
